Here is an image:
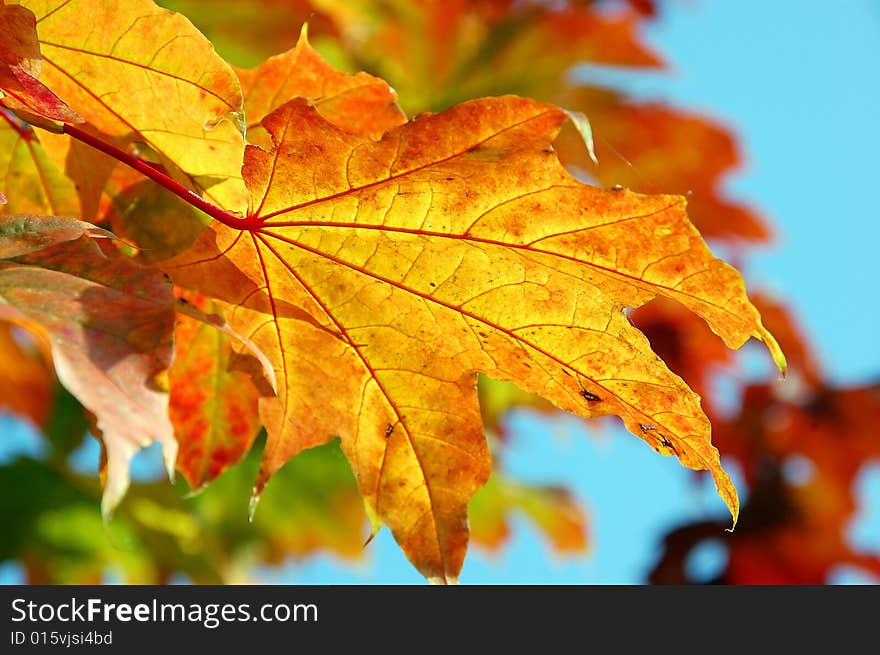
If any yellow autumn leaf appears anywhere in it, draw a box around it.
[0,109,78,216]
[166,95,784,582]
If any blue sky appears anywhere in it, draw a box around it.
[2,1,879,585]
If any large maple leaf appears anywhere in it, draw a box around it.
[168,95,784,582]
[0,0,786,582]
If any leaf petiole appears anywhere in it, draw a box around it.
[61,124,261,231]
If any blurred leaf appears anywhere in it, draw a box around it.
[227,438,368,565]
[0,319,52,426]
[0,215,176,517]
[0,457,154,584]
[313,0,662,114]
[470,474,588,555]
[158,0,339,68]
[652,383,880,584]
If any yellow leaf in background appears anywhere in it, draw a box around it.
[19,0,248,213]
[0,112,78,216]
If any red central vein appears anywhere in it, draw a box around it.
[63,123,257,229]
[253,227,723,479]
[253,233,450,578]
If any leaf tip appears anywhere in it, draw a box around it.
[163,440,178,485]
[560,107,598,166]
[761,325,787,378]
[297,21,310,45]
[427,574,459,585]
[99,471,128,526]
[248,486,261,522]
[707,461,739,532]
[725,506,739,533]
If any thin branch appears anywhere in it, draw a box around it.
[62,124,259,230]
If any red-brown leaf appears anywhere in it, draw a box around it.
[0,215,176,517]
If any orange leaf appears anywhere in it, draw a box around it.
[235,27,406,143]
[0,214,176,517]
[167,95,783,581]
[169,292,262,491]
[469,475,587,555]
[0,319,53,426]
